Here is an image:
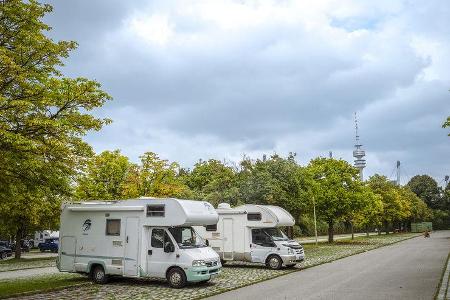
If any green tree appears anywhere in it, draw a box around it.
[0,0,111,257]
[353,189,384,237]
[443,116,450,136]
[306,158,363,242]
[186,159,238,206]
[75,150,133,200]
[367,175,410,233]
[238,154,307,222]
[407,175,441,209]
[139,152,190,198]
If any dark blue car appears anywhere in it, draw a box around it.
[38,238,59,253]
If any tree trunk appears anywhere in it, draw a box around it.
[328,219,334,243]
[384,221,389,235]
[366,226,369,237]
[14,230,21,259]
[351,222,354,240]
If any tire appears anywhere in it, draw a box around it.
[0,252,6,260]
[92,265,108,284]
[167,267,187,288]
[220,259,226,266]
[266,255,282,270]
[39,248,45,252]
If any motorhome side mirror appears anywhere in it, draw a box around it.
[164,242,175,253]
[205,239,209,246]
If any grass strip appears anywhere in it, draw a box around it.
[0,257,56,265]
[0,273,89,299]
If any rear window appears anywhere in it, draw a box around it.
[247,213,262,221]
[147,204,165,217]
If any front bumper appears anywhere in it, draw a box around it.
[186,266,221,282]
[280,253,305,265]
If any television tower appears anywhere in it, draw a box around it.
[353,113,366,181]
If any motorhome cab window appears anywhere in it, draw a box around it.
[263,227,289,241]
[106,219,121,236]
[247,213,261,221]
[205,224,217,231]
[147,204,165,217]
[168,227,206,249]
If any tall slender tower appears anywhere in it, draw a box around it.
[353,113,366,181]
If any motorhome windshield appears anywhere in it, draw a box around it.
[264,228,289,241]
[168,227,207,249]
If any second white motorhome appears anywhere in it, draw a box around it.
[34,230,59,247]
[58,198,221,288]
[196,203,304,269]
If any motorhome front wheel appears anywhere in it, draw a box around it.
[266,255,282,270]
[167,268,187,288]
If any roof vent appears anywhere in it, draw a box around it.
[217,203,231,209]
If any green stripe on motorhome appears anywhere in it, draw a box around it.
[61,253,136,261]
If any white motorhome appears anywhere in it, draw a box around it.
[58,198,221,288]
[34,230,59,247]
[196,203,304,269]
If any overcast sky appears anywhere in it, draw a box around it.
[43,0,450,185]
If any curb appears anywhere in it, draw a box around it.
[436,252,450,300]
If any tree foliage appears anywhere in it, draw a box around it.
[407,175,441,209]
[306,158,364,242]
[0,0,111,257]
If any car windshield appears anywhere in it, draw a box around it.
[168,227,206,249]
[263,228,289,241]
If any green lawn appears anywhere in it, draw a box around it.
[0,274,88,299]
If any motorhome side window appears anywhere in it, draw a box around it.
[247,213,261,221]
[205,224,217,231]
[147,204,165,217]
[106,219,121,236]
[151,229,171,248]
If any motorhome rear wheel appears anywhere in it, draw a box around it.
[92,265,109,284]
[167,267,187,288]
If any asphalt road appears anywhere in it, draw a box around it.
[208,230,450,300]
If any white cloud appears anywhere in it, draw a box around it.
[45,0,450,182]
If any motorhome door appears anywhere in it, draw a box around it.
[147,228,176,278]
[124,217,139,276]
[250,228,274,263]
[222,218,233,260]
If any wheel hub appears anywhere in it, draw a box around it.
[170,272,181,285]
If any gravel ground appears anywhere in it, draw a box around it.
[5,233,419,300]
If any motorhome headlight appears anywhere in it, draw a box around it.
[192,260,206,267]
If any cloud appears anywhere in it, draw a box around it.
[44,0,450,183]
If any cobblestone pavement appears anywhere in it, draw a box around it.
[8,233,419,300]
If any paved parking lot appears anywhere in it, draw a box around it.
[3,234,420,300]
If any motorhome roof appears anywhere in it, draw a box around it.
[223,204,295,226]
[63,198,218,226]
